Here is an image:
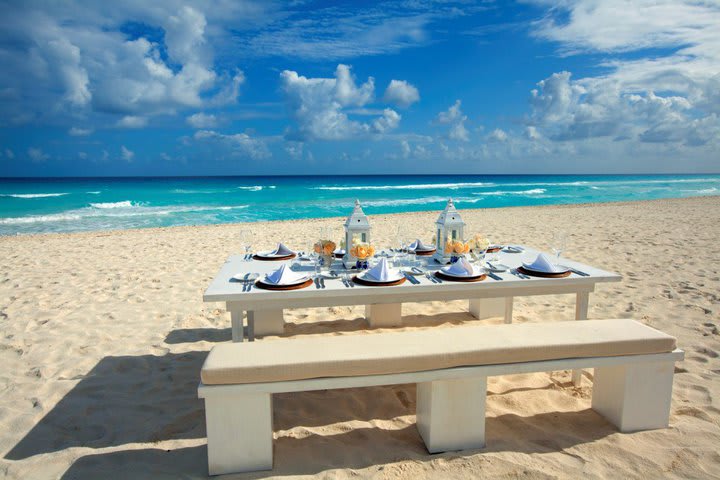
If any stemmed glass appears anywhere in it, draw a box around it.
[551,232,566,262]
[239,230,252,260]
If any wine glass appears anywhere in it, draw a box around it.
[551,232,566,261]
[239,230,252,260]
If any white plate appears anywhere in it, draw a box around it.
[485,263,510,272]
[521,263,569,274]
[256,250,295,258]
[260,274,310,286]
[440,265,486,278]
[358,270,404,283]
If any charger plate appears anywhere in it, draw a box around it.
[253,252,296,261]
[517,266,571,278]
[435,271,487,282]
[352,275,406,287]
[254,278,313,290]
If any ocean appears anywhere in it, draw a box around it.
[0,174,718,235]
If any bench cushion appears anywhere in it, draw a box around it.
[200,319,676,385]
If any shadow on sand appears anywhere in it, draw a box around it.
[60,410,616,479]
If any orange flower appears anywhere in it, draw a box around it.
[453,241,465,254]
[367,245,375,257]
[463,243,470,253]
[445,240,453,254]
[356,245,368,259]
[350,246,357,257]
[323,241,335,255]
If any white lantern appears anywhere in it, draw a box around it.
[433,198,466,264]
[343,199,371,267]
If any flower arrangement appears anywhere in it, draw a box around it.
[349,242,375,269]
[444,239,470,263]
[314,239,337,256]
[467,233,490,252]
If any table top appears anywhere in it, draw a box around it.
[203,246,621,310]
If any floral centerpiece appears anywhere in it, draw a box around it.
[349,242,375,270]
[444,239,470,263]
[468,233,490,252]
[314,239,337,268]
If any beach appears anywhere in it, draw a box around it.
[1,195,719,479]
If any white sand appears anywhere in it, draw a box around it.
[1,196,719,479]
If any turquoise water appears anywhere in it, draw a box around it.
[0,175,718,235]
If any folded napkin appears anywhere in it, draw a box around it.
[366,257,392,281]
[270,242,294,256]
[264,264,306,285]
[442,257,475,276]
[523,253,563,273]
[504,245,524,253]
[408,238,433,251]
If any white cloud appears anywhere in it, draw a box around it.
[280,64,403,140]
[400,140,411,158]
[488,128,508,142]
[384,80,420,108]
[437,100,469,141]
[117,116,148,128]
[187,113,218,128]
[527,0,720,147]
[193,129,270,159]
[28,147,49,162]
[120,145,134,162]
[69,127,93,136]
[284,141,304,160]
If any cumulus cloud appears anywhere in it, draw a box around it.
[69,127,93,136]
[28,147,49,162]
[527,0,720,147]
[488,128,508,142]
[117,116,148,128]
[436,100,469,141]
[120,145,134,162]
[0,3,251,127]
[187,113,218,128]
[280,64,404,140]
[193,129,270,159]
[383,80,420,108]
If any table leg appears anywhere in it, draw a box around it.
[247,309,285,338]
[504,297,514,324]
[228,303,244,343]
[365,304,402,327]
[572,291,590,386]
[468,297,506,320]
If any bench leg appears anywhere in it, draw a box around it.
[365,303,402,327]
[228,303,244,343]
[204,393,273,475]
[247,309,284,338]
[416,376,487,453]
[468,297,506,320]
[571,291,590,386]
[591,360,675,432]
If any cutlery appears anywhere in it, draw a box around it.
[314,276,321,289]
[320,276,326,288]
[561,266,590,276]
[403,272,419,284]
[411,266,425,275]
[487,271,503,281]
[511,269,530,279]
[341,276,349,287]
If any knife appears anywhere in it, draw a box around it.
[487,271,502,281]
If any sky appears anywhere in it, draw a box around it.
[0,0,718,177]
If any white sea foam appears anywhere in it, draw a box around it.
[86,191,101,194]
[361,196,484,207]
[237,186,274,191]
[314,182,495,191]
[1,193,69,198]
[0,203,249,225]
[90,201,135,209]
[473,188,546,196]
[684,187,718,194]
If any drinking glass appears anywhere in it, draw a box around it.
[239,230,252,260]
[551,232,566,261]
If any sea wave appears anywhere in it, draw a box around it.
[90,201,136,209]
[0,192,69,198]
[683,187,718,194]
[473,188,546,196]
[86,191,101,194]
[0,204,249,225]
[503,178,720,188]
[237,185,275,191]
[313,182,495,191]
[362,196,484,207]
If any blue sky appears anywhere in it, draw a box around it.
[0,0,718,176]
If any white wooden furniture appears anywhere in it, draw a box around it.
[203,246,621,341]
[198,319,682,475]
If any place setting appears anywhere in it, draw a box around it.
[435,256,487,282]
[252,263,314,290]
[352,257,406,286]
[253,242,297,261]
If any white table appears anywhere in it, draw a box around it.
[205,248,621,385]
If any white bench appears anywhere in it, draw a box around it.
[198,319,683,475]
